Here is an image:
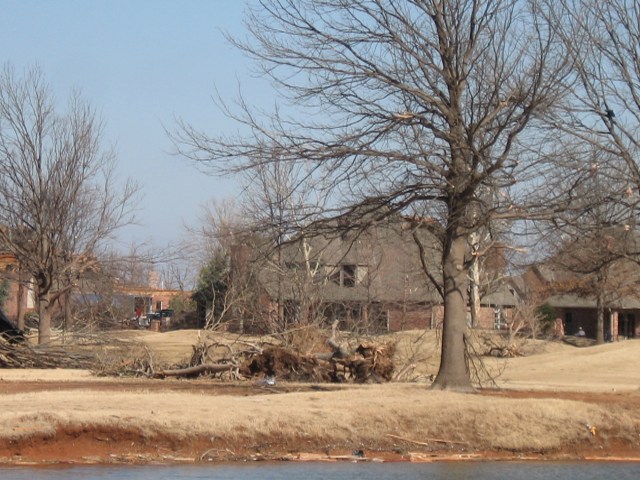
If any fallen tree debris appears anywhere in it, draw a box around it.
[239,322,395,383]
[1,322,397,384]
[153,363,238,379]
[147,323,396,383]
[0,335,95,369]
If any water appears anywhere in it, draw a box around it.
[0,462,638,480]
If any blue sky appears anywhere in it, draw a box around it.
[0,0,262,249]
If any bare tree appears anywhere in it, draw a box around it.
[546,0,640,193]
[539,149,638,344]
[185,198,250,329]
[240,159,329,330]
[174,1,569,390]
[0,66,138,344]
[541,3,640,342]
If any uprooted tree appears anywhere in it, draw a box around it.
[174,0,571,390]
[145,321,395,383]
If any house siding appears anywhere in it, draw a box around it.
[230,216,514,335]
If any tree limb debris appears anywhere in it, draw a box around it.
[240,324,396,383]
[0,335,95,369]
[153,363,238,379]
[131,325,394,383]
[0,325,397,384]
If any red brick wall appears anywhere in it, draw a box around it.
[387,305,434,331]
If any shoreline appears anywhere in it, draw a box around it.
[1,421,640,466]
[2,378,640,466]
[2,446,640,466]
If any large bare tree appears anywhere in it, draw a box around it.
[175,0,569,390]
[0,66,138,344]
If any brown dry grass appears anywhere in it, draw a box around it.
[1,382,638,458]
[1,329,640,463]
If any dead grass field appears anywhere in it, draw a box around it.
[0,329,639,464]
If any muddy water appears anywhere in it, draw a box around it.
[0,461,638,479]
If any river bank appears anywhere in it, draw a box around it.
[1,331,639,465]
[0,373,639,465]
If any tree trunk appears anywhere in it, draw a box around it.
[154,363,237,379]
[595,273,605,344]
[431,232,473,391]
[469,231,481,329]
[16,279,25,331]
[63,290,72,341]
[37,293,52,345]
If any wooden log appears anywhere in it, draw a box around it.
[154,363,237,379]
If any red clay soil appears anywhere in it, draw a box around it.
[0,379,289,396]
[1,382,640,465]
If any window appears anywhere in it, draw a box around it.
[493,307,507,330]
[329,264,360,287]
[342,265,356,287]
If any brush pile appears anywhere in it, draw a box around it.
[1,322,396,384]
[0,334,95,369]
[241,341,395,383]
[142,322,396,383]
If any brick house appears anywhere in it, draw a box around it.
[0,250,190,330]
[229,215,515,334]
[521,264,640,341]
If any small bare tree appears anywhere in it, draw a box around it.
[240,160,328,332]
[538,148,638,344]
[186,198,249,330]
[0,66,138,344]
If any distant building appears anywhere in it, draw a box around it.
[228,214,515,334]
[521,263,640,341]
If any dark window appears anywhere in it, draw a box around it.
[564,312,573,333]
[329,264,357,287]
[342,265,356,287]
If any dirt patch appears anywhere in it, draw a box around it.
[0,379,338,396]
[0,425,402,464]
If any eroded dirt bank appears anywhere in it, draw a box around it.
[1,378,639,465]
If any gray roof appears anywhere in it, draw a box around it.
[253,217,442,305]
[481,285,519,307]
[523,259,640,311]
[545,293,640,310]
